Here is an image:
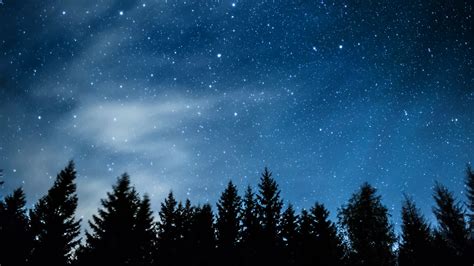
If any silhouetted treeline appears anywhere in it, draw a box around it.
[1,162,474,266]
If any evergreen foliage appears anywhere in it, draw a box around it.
[29,161,81,266]
[1,164,473,265]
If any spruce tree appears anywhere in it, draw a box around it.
[180,199,194,240]
[30,160,81,266]
[338,182,396,266]
[240,185,260,265]
[174,199,195,266]
[257,167,283,243]
[256,167,283,264]
[188,204,215,266]
[310,202,344,266]
[398,196,433,266]
[432,182,470,265]
[281,204,298,265]
[0,188,33,266]
[465,165,474,263]
[156,191,180,266]
[296,209,313,266]
[133,194,157,266]
[81,173,141,266]
[216,181,241,265]
[465,165,474,236]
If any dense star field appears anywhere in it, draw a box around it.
[0,0,472,230]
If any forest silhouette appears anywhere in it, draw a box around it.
[0,161,473,266]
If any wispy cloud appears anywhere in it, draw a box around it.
[68,99,207,155]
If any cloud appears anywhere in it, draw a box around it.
[68,99,203,155]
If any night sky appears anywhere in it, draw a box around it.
[0,0,472,228]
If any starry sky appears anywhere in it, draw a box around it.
[0,0,472,228]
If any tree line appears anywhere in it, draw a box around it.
[0,161,473,266]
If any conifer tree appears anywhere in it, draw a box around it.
[296,209,313,265]
[338,182,396,266]
[240,185,260,265]
[216,181,241,265]
[180,199,195,244]
[465,165,474,236]
[30,161,81,266]
[398,196,433,266]
[188,204,215,266]
[257,167,283,243]
[281,204,298,265]
[133,194,157,266]
[465,165,474,263]
[156,191,180,266]
[256,167,283,264]
[310,202,344,266]
[432,182,470,265]
[80,173,141,266]
[174,199,195,266]
[0,188,33,266]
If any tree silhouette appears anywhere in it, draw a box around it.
[29,160,81,266]
[310,202,345,266]
[257,168,283,241]
[240,185,260,265]
[2,161,474,266]
[432,182,470,265]
[465,165,474,263]
[80,173,141,266]
[156,191,180,266]
[174,199,196,266]
[338,182,396,266]
[188,204,216,266]
[216,181,241,265]
[398,196,434,266]
[133,194,157,266]
[0,188,33,266]
[179,199,195,245]
[280,204,298,265]
[466,165,474,236]
[256,167,283,264]
[296,208,313,266]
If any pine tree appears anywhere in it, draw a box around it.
[432,182,470,265]
[156,191,180,266]
[257,167,283,243]
[180,199,194,241]
[216,181,241,265]
[188,204,215,266]
[398,196,433,266]
[280,204,298,265]
[240,185,260,265]
[310,202,344,266]
[465,165,474,236]
[174,199,195,266]
[256,167,283,264]
[80,173,141,266]
[133,194,157,266]
[465,164,474,263]
[338,182,396,266]
[30,160,81,266]
[0,188,33,266]
[296,209,313,266]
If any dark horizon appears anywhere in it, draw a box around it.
[1,161,473,265]
[0,161,472,232]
